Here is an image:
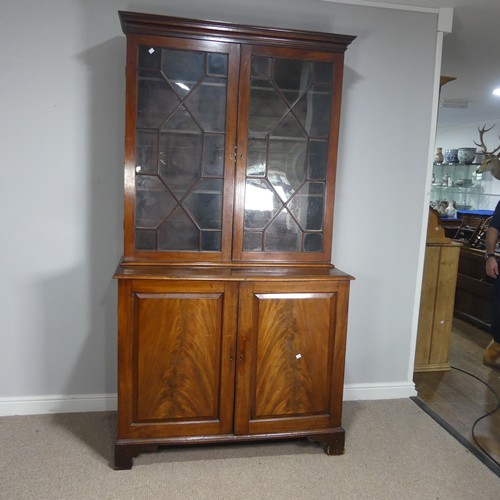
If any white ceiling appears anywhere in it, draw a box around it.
[330,0,500,127]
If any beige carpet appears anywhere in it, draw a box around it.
[1,399,498,499]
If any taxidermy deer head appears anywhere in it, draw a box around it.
[474,124,500,180]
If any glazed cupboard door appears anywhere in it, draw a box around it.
[233,45,345,263]
[234,280,350,435]
[123,34,240,263]
[117,280,239,439]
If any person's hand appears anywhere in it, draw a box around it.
[486,257,499,278]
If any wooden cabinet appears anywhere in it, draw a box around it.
[115,267,351,468]
[454,246,495,330]
[415,244,461,371]
[415,209,461,372]
[115,11,354,469]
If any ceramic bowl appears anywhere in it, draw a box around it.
[444,148,459,164]
[457,147,477,164]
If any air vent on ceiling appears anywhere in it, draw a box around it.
[440,98,469,109]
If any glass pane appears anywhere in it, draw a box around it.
[247,139,267,177]
[308,140,328,180]
[135,176,177,228]
[243,231,263,251]
[161,105,200,134]
[159,128,202,199]
[314,62,333,84]
[136,229,157,250]
[274,59,312,105]
[268,139,306,201]
[158,207,199,250]
[201,231,221,251]
[272,112,306,138]
[184,179,223,229]
[161,49,205,97]
[248,80,287,134]
[138,46,161,69]
[304,233,323,252]
[136,130,158,174]
[203,134,225,176]
[294,85,332,137]
[137,78,179,129]
[244,179,281,229]
[207,53,228,77]
[290,182,325,231]
[185,77,226,132]
[268,167,296,203]
[263,210,301,251]
[251,56,271,79]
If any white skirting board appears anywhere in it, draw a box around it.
[0,383,416,416]
[0,394,118,416]
[344,382,417,401]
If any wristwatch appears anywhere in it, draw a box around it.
[485,253,496,260]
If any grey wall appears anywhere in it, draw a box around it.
[0,0,439,412]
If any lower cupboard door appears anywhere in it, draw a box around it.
[234,280,349,435]
[118,280,238,439]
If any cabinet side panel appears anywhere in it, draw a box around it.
[415,246,440,365]
[133,292,223,421]
[429,245,460,365]
[117,280,134,438]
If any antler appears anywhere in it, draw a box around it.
[474,124,500,155]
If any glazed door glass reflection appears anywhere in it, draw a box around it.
[243,55,333,253]
[135,46,227,252]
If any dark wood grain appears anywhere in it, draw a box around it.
[234,280,349,435]
[117,280,238,440]
[119,11,356,53]
[252,292,333,417]
[133,292,222,421]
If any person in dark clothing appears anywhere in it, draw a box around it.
[484,200,500,368]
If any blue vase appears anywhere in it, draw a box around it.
[444,148,458,164]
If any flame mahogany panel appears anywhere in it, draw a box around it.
[234,279,350,435]
[133,292,223,421]
[117,279,238,440]
[251,292,335,418]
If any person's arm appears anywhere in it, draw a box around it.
[485,225,499,278]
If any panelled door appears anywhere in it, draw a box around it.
[234,280,350,435]
[117,279,239,439]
